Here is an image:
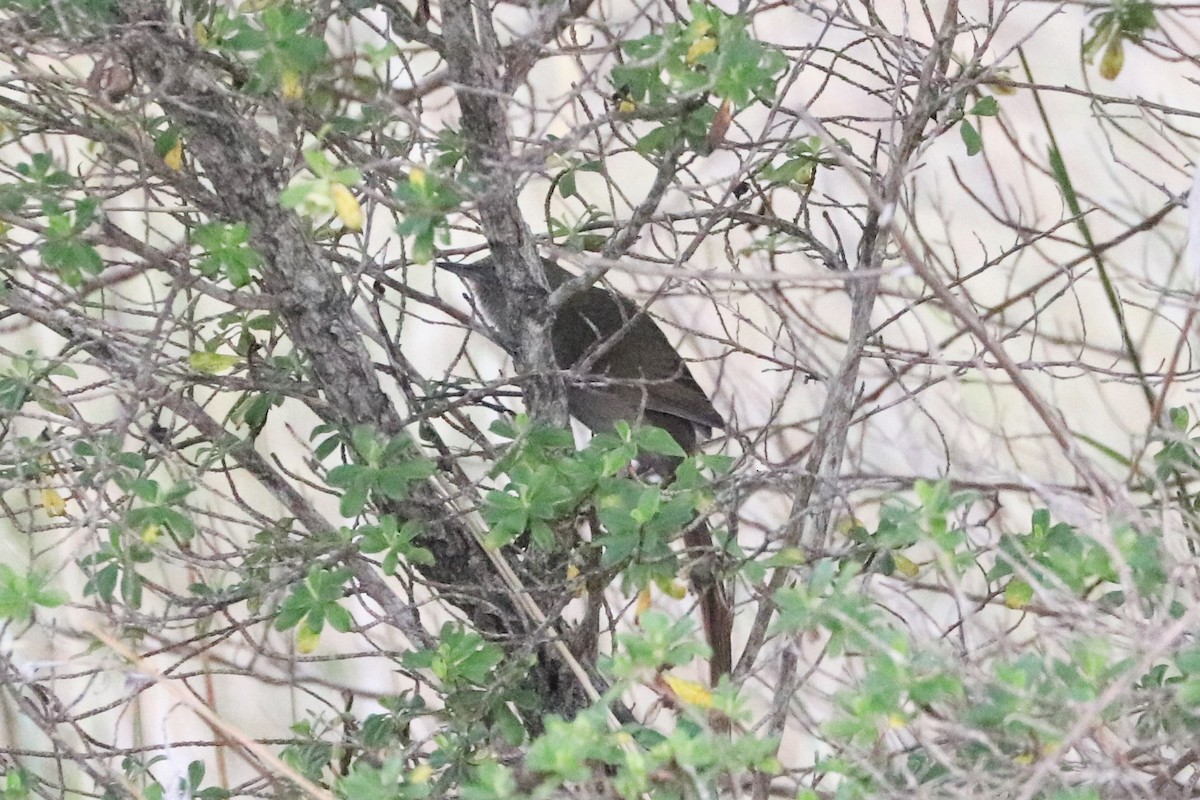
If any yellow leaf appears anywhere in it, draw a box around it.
[330,183,363,231]
[636,587,652,617]
[296,621,320,654]
[280,69,304,101]
[765,547,806,567]
[193,22,209,46]
[141,524,161,545]
[617,98,637,114]
[656,576,687,600]
[663,674,713,708]
[163,139,184,171]
[41,488,67,517]
[567,563,584,597]
[686,36,717,65]
[1004,578,1033,609]
[891,553,920,578]
[1099,36,1124,80]
[410,167,426,190]
[188,352,241,374]
[985,70,1016,96]
[410,765,433,784]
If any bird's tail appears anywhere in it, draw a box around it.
[683,520,733,685]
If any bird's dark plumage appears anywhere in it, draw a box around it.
[439,256,733,682]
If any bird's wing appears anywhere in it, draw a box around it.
[555,284,724,432]
[592,317,725,431]
[641,379,725,432]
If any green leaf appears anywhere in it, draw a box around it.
[1003,578,1033,609]
[968,96,999,116]
[611,610,707,675]
[42,239,104,285]
[525,716,607,782]
[357,516,434,572]
[636,425,687,457]
[188,352,242,374]
[404,623,505,687]
[0,565,67,622]
[376,459,436,499]
[274,566,353,650]
[960,119,982,156]
[1177,677,1200,706]
[339,483,369,518]
[1176,646,1200,675]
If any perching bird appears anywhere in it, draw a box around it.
[439,255,733,682]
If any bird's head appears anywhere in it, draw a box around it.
[435,257,503,290]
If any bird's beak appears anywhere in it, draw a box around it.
[434,260,464,277]
[436,259,500,291]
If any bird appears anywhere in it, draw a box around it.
[438,255,734,683]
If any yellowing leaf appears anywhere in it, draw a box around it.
[41,488,67,517]
[705,99,732,152]
[636,587,653,617]
[1099,37,1124,80]
[891,553,920,578]
[193,22,209,45]
[296,621,320,653]
[618,98,637,114]
[656,576,687,600]
[1004,578,1033,609]
[330,183,363,231]
[280,70,304,101]
[663,674,713,708]
[985,70,1016,96]
[410,765,433,784]
[141,524,161,545]
[410,167,426,190]
[764,547,806,567]
[163,139,184,171]
[567,562,585,597]
[686,36,717,65]
[188,352,241,374]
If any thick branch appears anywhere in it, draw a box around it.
[109,2,585,724]
[440,0,567,427]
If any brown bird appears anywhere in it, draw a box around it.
[439,256,734,683]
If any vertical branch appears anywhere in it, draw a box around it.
[737,0,965,674]
[800,0,964,552]
[439,0,567,427]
